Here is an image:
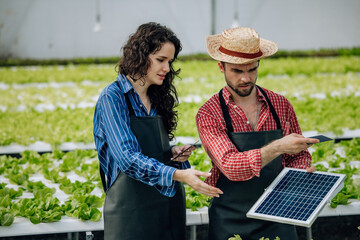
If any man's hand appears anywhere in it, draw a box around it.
[173,169,223,197]
[261,133,320,167]
[306,166,316,173]
[275,133,320,154]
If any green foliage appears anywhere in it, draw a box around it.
[74,161,101,181]
[185,185,211,211]
[1,140,360,226]
[0,210,14,226]
[290,95,360,134]
[1,56,360,145]
[62,193,104,221]
[184,148,213,210]
[0,108,94,146]
[0,64,116,83]
[43,168,66,183]
[0,192,14,226]
[0,186,23,199]
[311,141,337,164]
[59,180,95,195]
[187,147,212,173]
[63,201,102,222]
[0,82,107,111]
[331,193,350,208]
[10,186,62,224]
[310,138,360,208]
[0,149,104,226]
[25,181,48,192]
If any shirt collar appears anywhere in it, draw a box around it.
[221,87,232,105]
[256,86,266,102]
[116,74,134,94]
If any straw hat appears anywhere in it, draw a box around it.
[206,27,278,64]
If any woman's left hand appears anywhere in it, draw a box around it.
[171,145,196,162]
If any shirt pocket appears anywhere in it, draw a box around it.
[284,121,290,136]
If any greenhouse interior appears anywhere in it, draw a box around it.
[1,0,360,240]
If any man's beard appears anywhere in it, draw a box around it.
[226,76,257,97]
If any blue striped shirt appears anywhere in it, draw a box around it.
[93,74,190,197]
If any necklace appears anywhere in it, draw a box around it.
[255,100,260,130]
[246,100,259,131]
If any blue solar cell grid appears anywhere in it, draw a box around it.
[254,169,340,221]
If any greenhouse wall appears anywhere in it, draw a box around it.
[0,0,359,59]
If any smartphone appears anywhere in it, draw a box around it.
[172,140,200,160]
[307,135,333,145]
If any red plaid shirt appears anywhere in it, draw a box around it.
[196,86,312,187]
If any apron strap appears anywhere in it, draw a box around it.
[99,167,107,192]
[218,86,282,133]
[124,93,135,116]
[219,89,234,132]
[256,85,282,130]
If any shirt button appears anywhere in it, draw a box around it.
[246,121,250,124]
[140,104,143,107]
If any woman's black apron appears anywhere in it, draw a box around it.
[208,86,297,240]
[100,86,186,240]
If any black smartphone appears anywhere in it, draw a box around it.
[172,140,200,160]
[307,135,333,145]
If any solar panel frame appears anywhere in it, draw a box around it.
[246,167,346,227]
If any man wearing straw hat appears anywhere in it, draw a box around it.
[196,27,319,240]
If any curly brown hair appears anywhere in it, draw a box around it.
[116,22,182,140]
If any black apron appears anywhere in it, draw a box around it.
[208,86,297,240]
[100,86,186,240]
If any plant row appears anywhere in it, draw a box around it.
[2,72,359,113]
[2,137,360,226]
[1,56,359,84]
[1,93,359,146]
[0,149,104,226]
[0,57,359,146]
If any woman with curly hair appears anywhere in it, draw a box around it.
[93,22,222,240]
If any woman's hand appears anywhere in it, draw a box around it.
[171,145,196,162]
[173,169,223,197]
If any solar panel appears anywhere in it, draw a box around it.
[246,168,346,227]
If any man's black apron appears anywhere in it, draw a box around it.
[208,86,297,240]
[100,86,186,240]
